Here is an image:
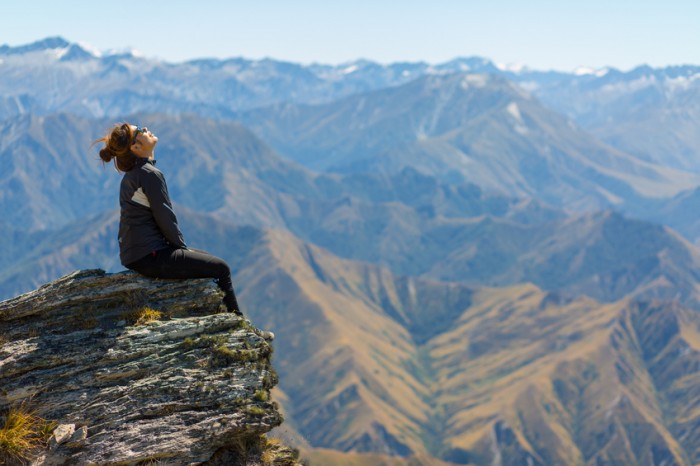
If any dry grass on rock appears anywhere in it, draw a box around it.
[0,403,56,465]
[121,306,164,326]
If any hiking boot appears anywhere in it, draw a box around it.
[222,290,241,315]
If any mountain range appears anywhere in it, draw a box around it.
[235,72,698,213]
[7,112,699,304]
[2,37,700,465]
[1,37,699,172]
[3,37,699,178]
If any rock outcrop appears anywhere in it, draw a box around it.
[0,269,299,465]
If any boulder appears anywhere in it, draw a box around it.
[0,269,298,465]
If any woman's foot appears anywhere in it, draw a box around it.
[217,278,242,315]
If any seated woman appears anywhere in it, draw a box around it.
[95,123,242,315]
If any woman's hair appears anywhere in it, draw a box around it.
[93,123,137,172]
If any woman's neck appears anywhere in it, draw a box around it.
[136,151,155,160]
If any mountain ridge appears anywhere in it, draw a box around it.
[237,71,699,211]
[2,36,698,121]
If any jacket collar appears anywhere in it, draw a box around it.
[135,157,156,166]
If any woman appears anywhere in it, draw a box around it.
[95,122,242,315]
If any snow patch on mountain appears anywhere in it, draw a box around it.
[574,66,610,77]
[103,47,145,58]
[506,102,528,135]
[518,81,539,92]
[600,75,657,95]
[506,102,522,121]
[461,74,487,89]
[497,62,528,73]
[77,41,102,58]
[51,47,69,60]
[665,73,700,91]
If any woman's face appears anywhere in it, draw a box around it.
[130,125,158,157]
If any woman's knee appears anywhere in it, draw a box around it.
[169,248,229,281]
[210,256,231,280]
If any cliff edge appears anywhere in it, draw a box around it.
[0,269,300,465]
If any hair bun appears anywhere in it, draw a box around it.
[94,122,137,172]
[99,147,114,163]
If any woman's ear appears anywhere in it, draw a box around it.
[130,141,141,155]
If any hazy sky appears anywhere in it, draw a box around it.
[2,0,698,71]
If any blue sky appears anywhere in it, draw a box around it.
[2,0,698,71]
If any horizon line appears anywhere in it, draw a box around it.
[2,35,699,74]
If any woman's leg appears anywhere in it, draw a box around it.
[129,247,242,314]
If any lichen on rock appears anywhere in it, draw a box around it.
[0,269,299,465]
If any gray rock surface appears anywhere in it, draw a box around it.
[0,269,294,465]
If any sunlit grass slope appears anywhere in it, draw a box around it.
[240,229,435,455]
[428,287,696,464]
[236,227,700,463]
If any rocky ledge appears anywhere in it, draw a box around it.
[0,269,299,465]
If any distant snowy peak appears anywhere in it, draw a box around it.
[0,36,147,62]
[59,43,95,61]
[0,36,70,55]
[77,41,103,58]
[0,36,95,62]
[4,36,697,81]
[439,56,499,73]
[573,66,610,77]
[102,47,145,59]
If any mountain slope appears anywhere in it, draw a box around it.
[238,73,698,211]
[649,186,700,247]
[427,289,697,464]
[286,205,700,308]
[240,228,700,464]
[0,210,122,299]
[1,112,555,233]
[5,192,700,315]
[529,65,700,173]
[423,210,700,304]
[0,113,123,230]
[0,112,326,231]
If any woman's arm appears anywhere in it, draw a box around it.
[141,170,187,249]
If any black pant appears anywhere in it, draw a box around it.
[127,247,241,313]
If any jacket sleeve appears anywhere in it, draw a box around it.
[141,169,187,249]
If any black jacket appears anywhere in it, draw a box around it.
[118,158,186,266]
